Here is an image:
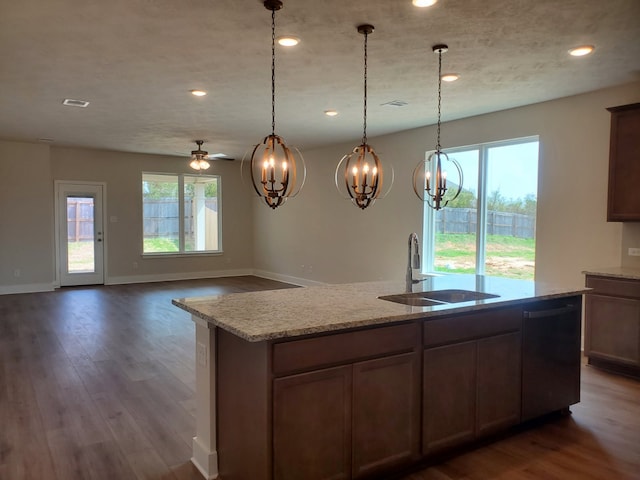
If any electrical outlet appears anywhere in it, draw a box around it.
[628,247,640,257]
[132,261,138,269]
[196,342,207,367]
[13,269,20,278]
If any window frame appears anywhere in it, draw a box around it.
[422,135,539,276]
[142,172,222,257]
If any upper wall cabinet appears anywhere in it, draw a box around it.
[607,103,640,222]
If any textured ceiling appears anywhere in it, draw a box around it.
[0,0,639,160]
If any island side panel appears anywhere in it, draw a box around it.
[217,328,271,480]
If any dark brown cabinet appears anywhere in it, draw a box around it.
[423,341,476,453]
[607,103,640,222]
[585,275,640,377]
[477,332,522,435]
[422,308,522,455]
[273,366,352,480]
[272,323,421,480]
[352,353,420,478]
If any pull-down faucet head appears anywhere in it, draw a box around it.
[407,233,421,292]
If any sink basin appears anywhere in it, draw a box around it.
[378,292,447,306]
[420,289,499,303]
[378,289,499,306]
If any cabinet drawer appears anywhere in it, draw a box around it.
[586,276,640,298]
[423,307,521,348]
[272,322,420,376]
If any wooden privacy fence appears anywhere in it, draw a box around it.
[436,208,535,238]
[142,198,218,238]
[66,198,95,241]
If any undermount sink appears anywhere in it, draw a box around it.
[378,289,499,306]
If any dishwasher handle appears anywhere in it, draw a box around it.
[523,303,578,319]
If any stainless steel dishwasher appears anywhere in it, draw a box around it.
[521,297,582,422]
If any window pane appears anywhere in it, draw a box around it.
[485,141,538,279]
[434,150,479,274]
[67,196,95,273]
[142,174,180,253]
[184,175,220,252]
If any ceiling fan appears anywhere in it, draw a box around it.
[189,140,235,170]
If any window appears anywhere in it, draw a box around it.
[142,173,221,254]
[423,137,538,280]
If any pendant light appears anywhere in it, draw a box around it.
[412,44,463,210]
[335,24,392,210]
[242,0,305,210]
[190,140,211,171]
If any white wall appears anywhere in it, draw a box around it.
[0,141,55,293]
[254,81,640,287]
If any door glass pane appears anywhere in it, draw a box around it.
[67,196,95,273]
[485,141,538,279]
[143,174,180,253]
[434,150,479,274]
[184,175,220,252]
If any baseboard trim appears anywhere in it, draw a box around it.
[0,282,55,296]
[253,269,326,287]
[191,436,219,480]
[106,269,254,285]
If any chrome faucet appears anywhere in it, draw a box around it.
[406,233,422,292]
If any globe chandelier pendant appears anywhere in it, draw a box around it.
[335,24,393,210]
[243,0,305,210]
[412,44,463,210]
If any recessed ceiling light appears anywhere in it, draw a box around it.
[441,73,459,82]
[568,45,594,57]
[190,89,207,97]
[62,98,89,107]
[38,138,54,143]
[324,109,339,117]
[277,36,300,47]
[412,0,438,7]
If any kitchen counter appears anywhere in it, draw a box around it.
[582,266,640,280]
[173,274,587,480]
[172,274,587,342]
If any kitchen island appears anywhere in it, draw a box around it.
[172,275,587,480]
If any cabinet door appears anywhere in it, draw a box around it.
[423,341,476,454]
[273,366,352,480]
[607,103,640,221]
[585,294,640,366]
[477,332,521,436]
[352,352,420,478]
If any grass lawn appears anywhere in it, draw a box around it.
[435,233,535,280]
[143,237,180,253]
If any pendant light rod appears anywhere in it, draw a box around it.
[358,24,374,145]
[432,44,448,153]
[264,0,282,135]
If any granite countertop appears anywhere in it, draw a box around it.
[172,274,588,342]
[582,266,640,281]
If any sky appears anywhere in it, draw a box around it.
[447,140,539,201]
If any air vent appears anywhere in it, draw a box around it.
[63,98,90,107]
[381,100,408,108]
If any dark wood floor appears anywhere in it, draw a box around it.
[1,277,639,480]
